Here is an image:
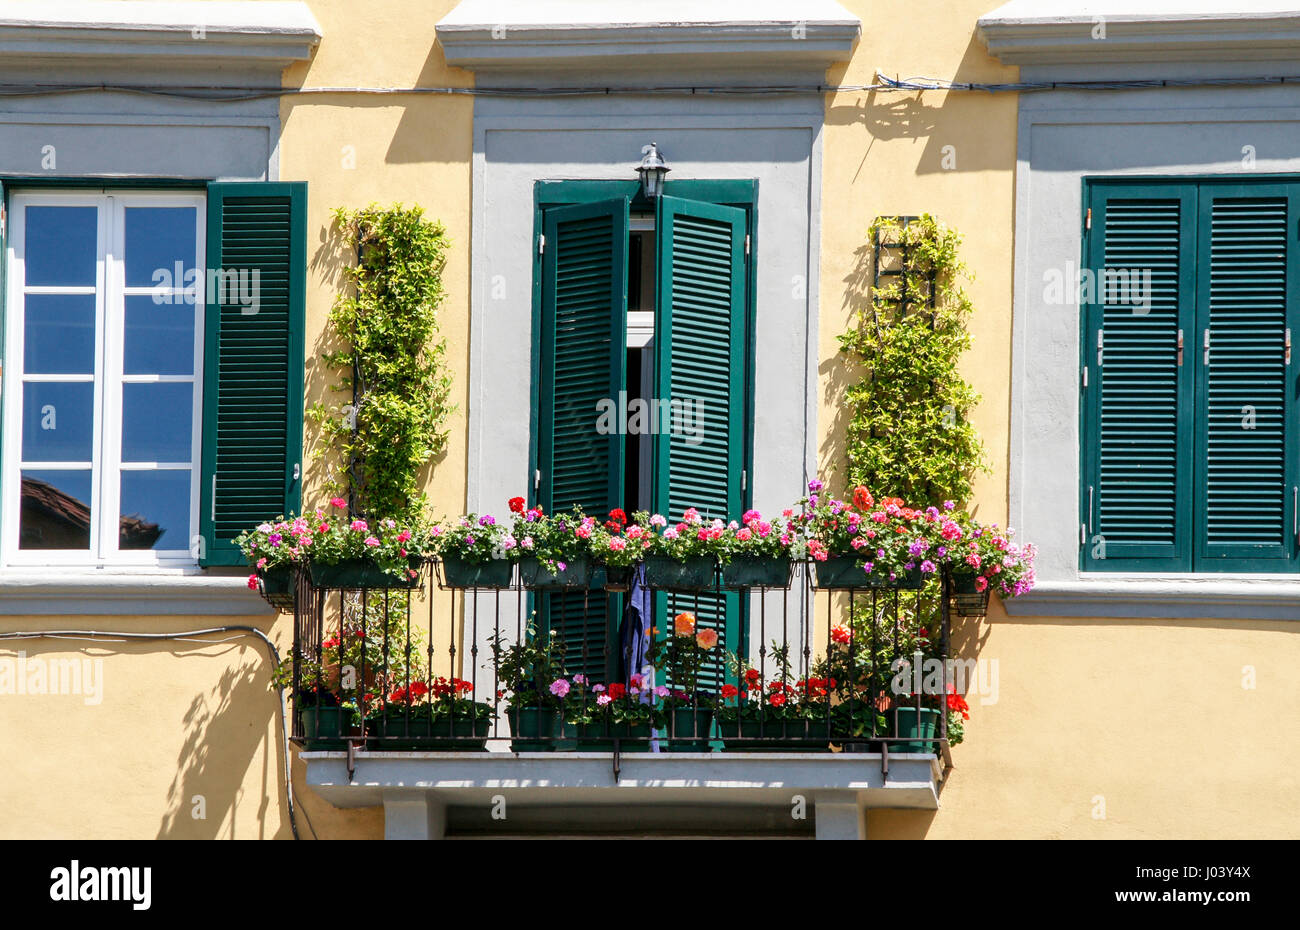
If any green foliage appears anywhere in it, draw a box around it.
[311,204,454,519]
[838,215,987,507]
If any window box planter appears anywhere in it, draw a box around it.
[369,712,491,751]
[256,565,297,610]
[891,707,942,753]
[716,716,832,751]
[309,558,421,590]
[720,556,792,589]
[561,719,655,752]
[518,555,593,590]
[598,564,633,592]
[642,554,717,591]
[663,706,714,751]
[812,557,923,590]
[438,557,513,589]
[506,704,562,752]
[950,572,991,617]
[299,705,360,751]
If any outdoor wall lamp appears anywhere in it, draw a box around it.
[637,142,670,200]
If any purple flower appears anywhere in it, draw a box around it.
[808,479,825,493]
[573,674,586,685]
[943,500,955,511]
[920,560,937,573]
[936,546,948,558]
[465,536,475,546]
[596,694,612,706]
[862,562,874,573]
[479,514,496,526]
[655,686,670,697]
[592,683,605,693]
[876,548,886,559]
[549,679,570,698]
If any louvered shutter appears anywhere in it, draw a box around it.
[1081,185,1197,571]
[537,198,629,679]
[1194,187,1299,569]
[199,183,306,566]
[653,196,748,691]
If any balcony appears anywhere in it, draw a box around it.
[288,560,964,839]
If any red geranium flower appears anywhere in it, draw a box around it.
[720,684,739,699]
[608,682,626,700]
[508,496,525,514]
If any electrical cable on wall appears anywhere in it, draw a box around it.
[0,626,313,840]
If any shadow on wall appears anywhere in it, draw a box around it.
[818,240,872,495]
[825,34,1013,180]
[156,644,289,839]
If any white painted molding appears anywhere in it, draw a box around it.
[978,1,1300,65]
[1004,578,1300,620]
[0,570,274,616]
[0,0,321,71]
[436,0,859,75]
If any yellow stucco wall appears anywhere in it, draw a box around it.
[2,0,1297,840]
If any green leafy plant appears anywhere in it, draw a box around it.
[431,512,518,564]
[838,215,986,506]
[488,618,568,709]
[311,204,454,519]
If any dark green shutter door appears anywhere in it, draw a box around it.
[199,182,306,566]
[1194,187,1299,569]
[537,198,629,678]
[1082,185,1197,571]
[653,196,748,690]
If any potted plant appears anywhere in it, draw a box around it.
[586,508,650,591]
[514,502,596,588]
[307,499,427,588]
[944,515,1037,617]
[799,481,933,590]
[431,510,516,588]
[719,509,796,589]
[658,612,718,750]
[489,619,568,751]
[236,514,308,609]
[641,508,719,590]
[369,677,493,750]
[889,686,969,753]
[714,646,833,750]
[557,675,663,751]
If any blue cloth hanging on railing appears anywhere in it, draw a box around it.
[619,562,660,751]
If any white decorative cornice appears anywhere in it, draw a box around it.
[979,1,1300,65]
[436,0,860,77]
[0,1,320,75]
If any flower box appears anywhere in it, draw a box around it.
[599,564,633,592]
[518,555,593,590]
[716,716,831,751]
[299,705,359,751]
[438,556,513,589]
[642,554,716,591]
[720,555,792,589]
[663,706,714,751]
[891,706,942,753]
[561,719,654,752]
[950,572,991,617]
[369,712,490,750]
[309,558,421,589]
[506,705,562,752]
[256,565,297,610]
[812,556,923,590]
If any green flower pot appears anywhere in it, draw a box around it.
[518,555,593,590]
[892,707,942,753]
[643,554,717,591]
[663,706,715,751]
[720,556,792,590]
[370,712,490,750]
[561,719,654,752]
[599,564,633,592]
[950,572,992,617]
[716,716,831,751]
[439,557,513,589]
[256,565,296,609]
[309,558,421,589]
[506,705,561,752]
[812,557,924,590]
[299,705,358,751]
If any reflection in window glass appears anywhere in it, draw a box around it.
[123,296,195,375]
[24,294,96,375]
[120,383,194,463]
[22,383,94,462]
[19,469,92,549]
[25,207,97,287]
[119,470,190,550]
[124,207,198,289]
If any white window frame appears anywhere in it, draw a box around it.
[2,190,205,567]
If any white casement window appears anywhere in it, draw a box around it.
[2,191,205,566]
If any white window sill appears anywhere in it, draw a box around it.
[0,568,271,616]
[1003,575,1300,621]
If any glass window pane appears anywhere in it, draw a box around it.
[123,295,195,375]
[24,294,96,375]
[24,206,97,287]
[121,383,193,463]
[22,382,93,462]
[19,469,92,550]
[119,470,191,550]
[124,207,198,289]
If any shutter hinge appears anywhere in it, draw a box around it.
[534,468,541,491]
[292,462,300,482]
[1080,523,1087,545]
[1085,207,1092,230]
[1294,486,1298,541]
[742,469,747,492]
[0,203,6,237]
[1287,328,1292,366]
[538,234,545,255]
[211,475,218,522]
[1096,330,1103,366]
[744,234,751,255]
[1082,365,1088,388]
[1204,328,1211,365]
[1177,328,1184,367]
[1088,485,1094,536]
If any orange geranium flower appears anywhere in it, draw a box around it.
[696,628,719,650]
[674,612,696,637]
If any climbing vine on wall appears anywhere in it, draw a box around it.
[837,214,987,506]
[310,204,453,518]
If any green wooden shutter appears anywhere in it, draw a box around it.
[653,196,748,690]
[1194,186,1299,570]
[199,182,306,566]
[1081,184,1197,571]
[537,198,629,678]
